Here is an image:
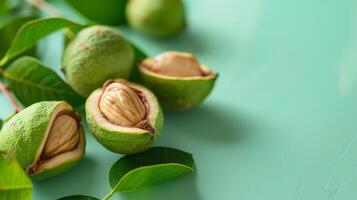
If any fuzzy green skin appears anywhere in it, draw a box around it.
[0,102,58,168]
[0,101,84,179]
[139,71,217,111]
[86,98,164,155]
[62,25,134,97]
[126,0,186,37]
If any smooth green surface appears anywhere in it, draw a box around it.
[1,0,357,199]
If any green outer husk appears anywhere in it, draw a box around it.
[86,97,163,154]
[0,101,85,179]
[139,67,217,111]
[30,145,83,180]
[62,25,134,97]
[0,101,59,168]
[85,79,164,154]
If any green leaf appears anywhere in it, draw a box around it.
[57,195,99,200]
[109,147,195,193]
[0,118,3,130]
[0,0,8,14]
[0,15,37,61]
[3,56,85,107]
[0,17,86,66]
[0,154,32,200]
[66,0,127,25]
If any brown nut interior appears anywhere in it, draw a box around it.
[140,51,212,77]
[28,108,84,176]
[98,80,154,132]
[43,111,81,159]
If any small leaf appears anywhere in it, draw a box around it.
[66,0,127,25]
[4,56,85,107]
[0,118,3,130]
[0,15,37,61]
[109,147,195,193]
[0,154,32,200]
[57,195,99,200]
[0,17,86,66]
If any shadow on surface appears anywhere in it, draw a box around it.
[33,156,98,199]
[164,103,244,144]
[147,28,207,54]
[117,173,202,200]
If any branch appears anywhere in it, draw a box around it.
[0,82,21,113]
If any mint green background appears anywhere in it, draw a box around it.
[1,0,357,199]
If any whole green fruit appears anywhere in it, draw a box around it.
[86,79,163,154]
[0,101,85,179]
[62,25,134,97]
[126,0,186,37]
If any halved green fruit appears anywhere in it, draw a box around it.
[0,101,85,179]
[139,51,217,111]
[86,79,163,154]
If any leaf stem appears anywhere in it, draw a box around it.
[101,189,116,200]
[0,82,21,113]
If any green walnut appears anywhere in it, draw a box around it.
[86,79,163,154]
[62,25,134,97]
[126,0,186,37]
[0,101,85,179]
[139,51,217,111]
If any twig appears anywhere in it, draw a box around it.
[26,0,60,17]
[0,82,21,113]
